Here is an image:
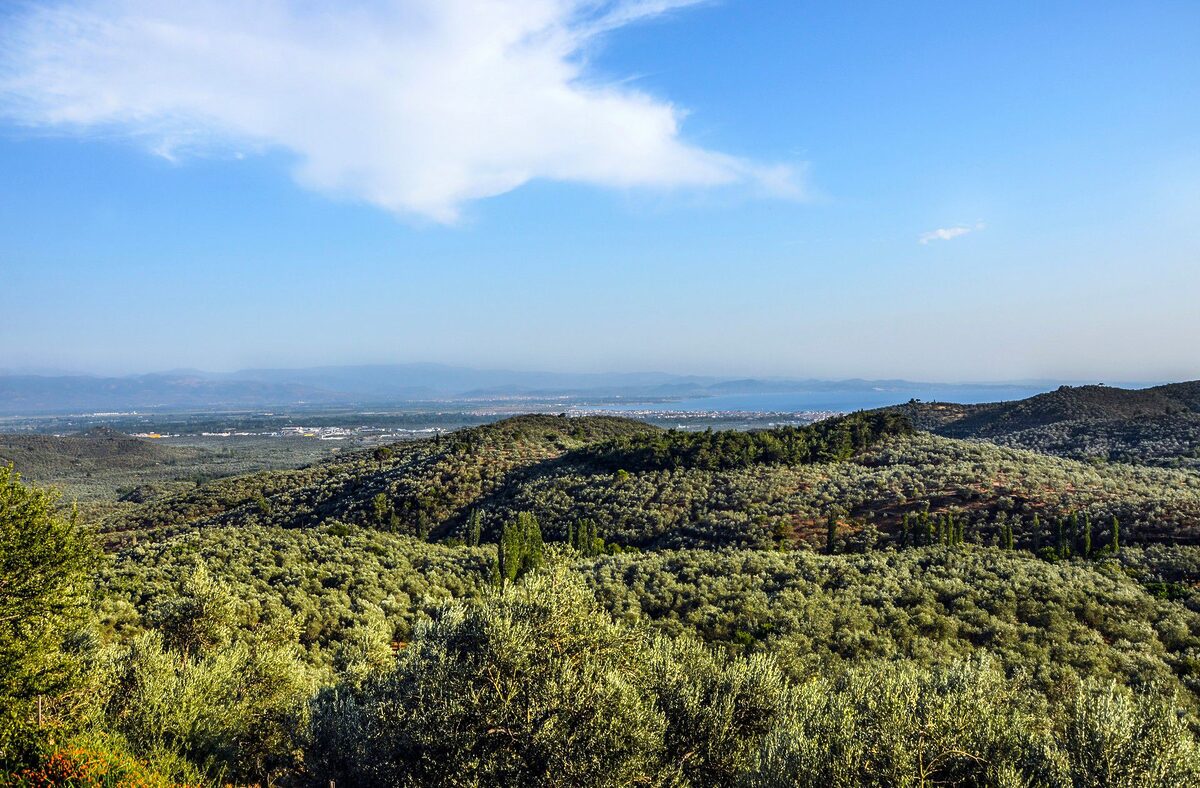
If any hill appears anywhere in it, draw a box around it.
[99,412,1200,552]
[890,381,1200,468]
[0,427,335,502]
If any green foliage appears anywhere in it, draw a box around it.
[307,565,794,787]
[0,427,335,504]
[0,465,97,765]
[580,548,1200,703]
[101,630,313,784]
[574,411,914,473]
[145,564,236,659]
[895,381,1200,470]
[372,491,391,525]
[1062,682,1200,786]
[306,563,1200,787]
[741,656,1059,787]
[5,729,203,787]
[372,445,394,469]
[568,517,605,557]
[498,511,545,586]
[12,410,1200,783]
[104,525,493,664]
[466,508,482,547]
[97,414,1200,554]
[742,658,1200,788]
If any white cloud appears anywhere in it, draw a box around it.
[919,222,985,244]
[0,0,800,222]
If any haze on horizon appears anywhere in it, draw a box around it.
[1,1,1198,384]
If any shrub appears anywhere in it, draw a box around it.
[308,564,795,787]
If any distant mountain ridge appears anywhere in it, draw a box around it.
[0,363,1071,416]
[0,373,342,415]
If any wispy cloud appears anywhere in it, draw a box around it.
[0,0,800,223]
[919,222,985,244]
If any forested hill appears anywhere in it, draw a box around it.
[886,381,1200,468]
[99,410,1200,552]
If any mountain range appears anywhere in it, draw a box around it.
[0,363,1075,415]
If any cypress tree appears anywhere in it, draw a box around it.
[467,510,482,548]
[1032,514,1041,552]
[570,518,602,557]
[1083,514,1093,558]
[589,520,602,555]
[518,512,545,576]
[497,521,517,587]
[1111,515,1121,554]
[826,510,839,555]
[497,512,545,587]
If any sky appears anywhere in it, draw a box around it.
[0,0,1198,382]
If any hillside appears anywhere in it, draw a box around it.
[0,428,206,501]
[0,427,335,502]
[889,381,1200,468]
[99,414,660,540]
[99,411,1200,552]
[11,409,1200,785]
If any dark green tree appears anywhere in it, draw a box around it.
[372,492,391,525]
[570,518,603,557]
[372,445,394,470]
[0,466,96,759]
[466,510,482,548]
[498,512,545,587]
[1110,516,1121,554]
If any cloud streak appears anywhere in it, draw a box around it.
[919,223,985,244]
[0,0,799,222]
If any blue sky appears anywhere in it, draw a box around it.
[1,1,1198,382]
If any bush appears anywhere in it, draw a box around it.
[1063,682,1200,786]
[308,564,794,787]
[101,631,313,784]
[741,659,1200,788]
[742,657,1059,787]
[7,730,195,788]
